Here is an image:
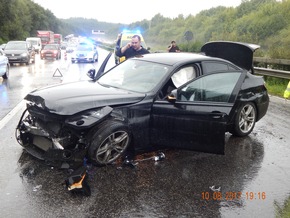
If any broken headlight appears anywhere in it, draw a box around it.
[65,106,113,128]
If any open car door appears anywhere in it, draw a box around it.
[151,71,244,155]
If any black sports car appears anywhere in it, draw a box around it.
[16,41,269,168]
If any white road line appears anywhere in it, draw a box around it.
[0,100,26,130]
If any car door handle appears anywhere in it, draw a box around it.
[210,111,226,119]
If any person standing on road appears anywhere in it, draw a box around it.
[167,40,180,52]
[115,35,150,60]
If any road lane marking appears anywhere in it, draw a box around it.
[0,100,25,130]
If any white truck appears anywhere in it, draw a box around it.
[26,37,42,53]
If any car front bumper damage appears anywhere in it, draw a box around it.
[16,109,88,169]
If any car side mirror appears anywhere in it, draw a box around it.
[167,89,177,103]
[87,68,96,80]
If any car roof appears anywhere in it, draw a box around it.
[26,37,41,40]
[130,52,228,66]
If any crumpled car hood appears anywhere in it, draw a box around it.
[201,41,260,71]
[25,80,146,115]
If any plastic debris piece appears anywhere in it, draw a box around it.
[65,166,91,196]
[33,185,42,192]
[154,152,165,161]
[209,185,221,192]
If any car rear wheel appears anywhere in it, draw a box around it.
[88,121,131,166]
[232,102,257,137]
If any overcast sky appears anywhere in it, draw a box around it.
[32,0,242,24]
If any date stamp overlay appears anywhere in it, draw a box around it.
[201,191,266,201]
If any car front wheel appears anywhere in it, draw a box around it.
[232,102,257,137]
[88,121,131,166]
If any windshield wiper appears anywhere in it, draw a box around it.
[98,82,120,89]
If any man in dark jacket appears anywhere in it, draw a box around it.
[167,40,180,52]
[115,35,149,60]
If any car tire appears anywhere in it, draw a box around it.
[2,64,9,79]
[231,102,257,137]
[88,121,131,166]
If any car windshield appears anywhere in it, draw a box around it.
[98,59,170,93]
[77,45,93,51]
[27,40,38,45]
[5,43,26,50]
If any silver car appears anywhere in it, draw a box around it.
[0,49,9,79]
[3,41,35,65]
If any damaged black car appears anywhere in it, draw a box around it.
[15,41,269,168]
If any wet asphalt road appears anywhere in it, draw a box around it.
[0,49,290,217]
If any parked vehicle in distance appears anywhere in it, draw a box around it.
[54,34,62,45]
[71,42,98,63]
[37,30,54,49]
[16,41,269,168]
[40,44,61,60]
[0,49,9,79]
[60,41,68,50]
[26,37,42,53]
[3,41,35,65]
[65,43,77,53]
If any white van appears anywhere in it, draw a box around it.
[26,37,42,53]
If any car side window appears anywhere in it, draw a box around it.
[171,66,196,88]
[202,61,239,74]
[158,66,197,99]
[178,72,241,103]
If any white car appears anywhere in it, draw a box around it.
[71,43,98,63]
[0,49,9,79]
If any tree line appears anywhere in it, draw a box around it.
[1,0,289,60]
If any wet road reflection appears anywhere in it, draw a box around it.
[0,133,267,217]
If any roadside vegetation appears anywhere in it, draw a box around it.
[275,196,290,218]
[264,77,289,97]
[1,0,290,98]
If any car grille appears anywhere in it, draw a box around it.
[6,54,21,57]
